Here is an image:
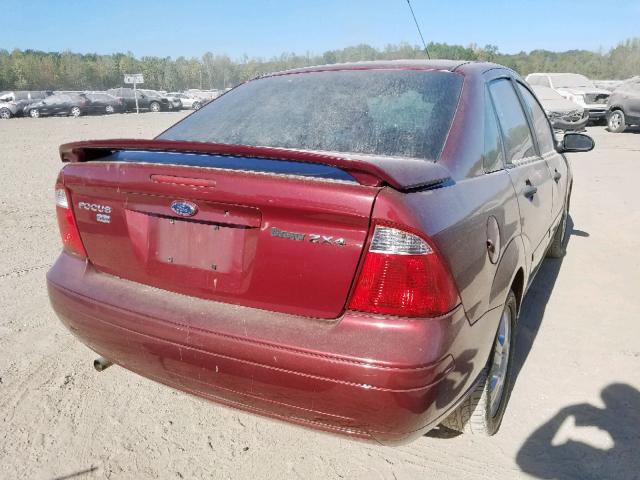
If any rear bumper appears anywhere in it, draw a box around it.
[47,253,496,444]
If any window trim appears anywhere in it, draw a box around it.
[483,84,507,174]
[486,76,539,168]
[514,79,557,156]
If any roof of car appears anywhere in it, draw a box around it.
[267,60,506,77]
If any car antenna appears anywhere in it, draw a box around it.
[405,0,431,59]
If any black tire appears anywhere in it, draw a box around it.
[0,108,11,119]
[607,110,626,133]
[546,209,567,258]
[547,187,571,259]
[29,109,40,118]
[192,102,202,110]
[441,290,517,435]
[149,101,161,112]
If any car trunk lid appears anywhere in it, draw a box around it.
[59,140,451,319]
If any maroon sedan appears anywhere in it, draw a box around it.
[47,60,594,445]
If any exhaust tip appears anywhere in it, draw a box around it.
[93,357,113,372]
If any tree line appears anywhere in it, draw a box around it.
[1,38,638,92]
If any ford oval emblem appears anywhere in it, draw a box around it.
[170,200,198,217]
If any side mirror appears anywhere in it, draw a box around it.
[557,132,595,153]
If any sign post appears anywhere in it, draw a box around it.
[124,74,144,114]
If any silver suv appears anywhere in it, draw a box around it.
[606,77,640,133]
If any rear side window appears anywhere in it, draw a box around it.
[488,79,536,164]
[160,70,464,161]
[483,87,505,173]
[517,84,556,154]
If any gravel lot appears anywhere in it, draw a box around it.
[1,113,639,480]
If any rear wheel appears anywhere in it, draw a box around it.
[193,102,202,110]
[442,290,517,435]
[29,109,40,118]
[546,209,567,258]
[608,110,626,133]
[149,102,161,112]
[0,108,11,119]
[69,106,81,117]
[105,105,115,114]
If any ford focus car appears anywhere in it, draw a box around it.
[47,60,593,445]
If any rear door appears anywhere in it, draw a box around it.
[56,95,70,115]
[40,97,54,115]
[62,153,380,319]
[488,77,554,273]
[516,82,568,224]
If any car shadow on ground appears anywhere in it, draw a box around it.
[511,215,584,385]
[516,383,640,480]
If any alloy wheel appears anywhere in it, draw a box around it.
[29,109,40,118]
[70,107,81,117]
[609,112,622,130]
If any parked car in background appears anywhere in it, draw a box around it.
[139,89,181,110]
[0,91,51,118]
[106,88,171,112]
[23,93,89,118]
[0,97,31,119]
[166,92,203,110]
[526,73,610,122]
[0,99,16,119]
[48,60,595,445]
[530,85,588,132]
[606,77,640,133]
[84,92,125,114]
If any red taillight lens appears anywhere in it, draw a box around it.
[55,187,87,258]
[348,225,459,317]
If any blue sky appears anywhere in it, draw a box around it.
[3,0,639,59]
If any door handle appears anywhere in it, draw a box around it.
[553,170,562,183]
[523,181,538,199]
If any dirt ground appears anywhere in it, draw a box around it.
[0,113,639,480]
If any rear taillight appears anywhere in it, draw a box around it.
[55,186,87,258]
[348,224,459,317]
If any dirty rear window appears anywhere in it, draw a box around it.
[159,70,463,161]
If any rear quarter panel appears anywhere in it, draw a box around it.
[367,67,525,406]
[431,66,524,320]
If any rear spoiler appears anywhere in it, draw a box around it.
[59,139,452,191]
